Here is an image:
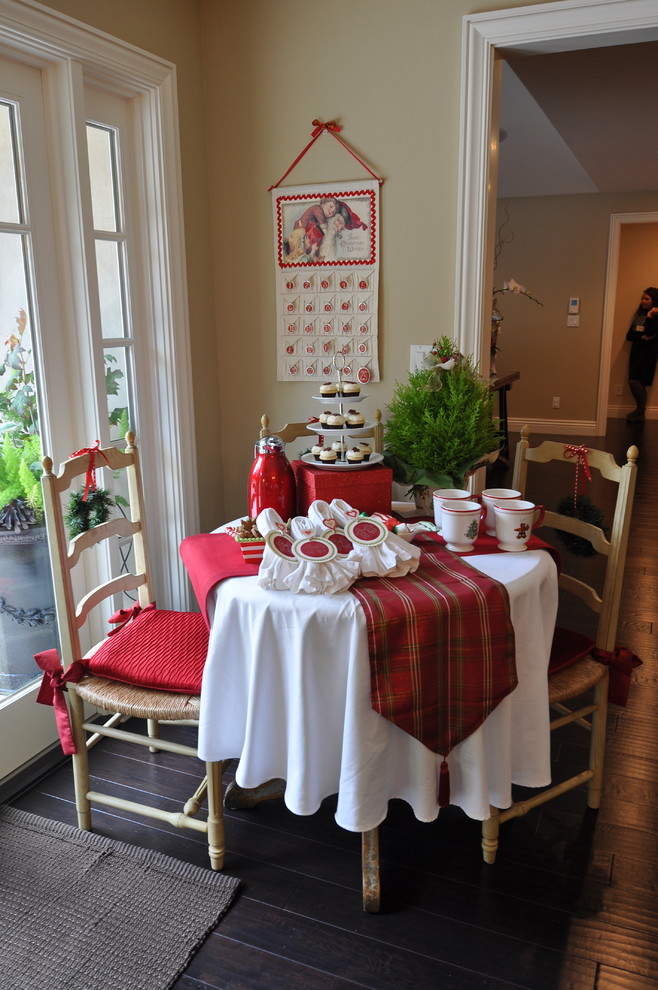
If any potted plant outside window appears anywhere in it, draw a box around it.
[0,312,56,691]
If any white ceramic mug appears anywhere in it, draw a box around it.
[493,499,545,552]
[481,488,522,536]
[440,499,484,553]
[433,488,471,530]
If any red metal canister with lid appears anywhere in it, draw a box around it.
[247,435,296,522]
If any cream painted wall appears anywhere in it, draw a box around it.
[200,0,551,521]
[494,192,658,427]
[37,0,553,524]
[610,222,658,414]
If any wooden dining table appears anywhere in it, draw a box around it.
[181,525,558,910]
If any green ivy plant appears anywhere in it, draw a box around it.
[383,346,500,490]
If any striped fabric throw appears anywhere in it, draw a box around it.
[350,543,516,758]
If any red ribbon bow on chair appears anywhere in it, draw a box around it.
[34,650,87,755]
[563,444,592,508]
[591,646,642,707]
[107,601,156,636]
[69,440,110,501]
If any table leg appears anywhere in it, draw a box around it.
[223,778,286,809]
[361,827,380,913]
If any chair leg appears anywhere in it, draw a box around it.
[184,776,208,816]
[205,760,225,870]
[69,689,92,831]
[586,675,609,810]
[147,717,160,753]
[482,806,501,864]
[362,827,380,913]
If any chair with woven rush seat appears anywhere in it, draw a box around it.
[482,425,639,864]
[38,433,225,870]
[260,409,384,452]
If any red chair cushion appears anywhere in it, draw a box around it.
[548,626,595,674]
[85,608,209,693]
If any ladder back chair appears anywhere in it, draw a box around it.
[260,410,384,452]
[482,425,639,864]
[39,433,225,870]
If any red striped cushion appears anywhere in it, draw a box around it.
[86,608,209,693]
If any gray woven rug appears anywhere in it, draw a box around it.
[0,804,240,990]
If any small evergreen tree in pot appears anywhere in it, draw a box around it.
[384,338,500,493]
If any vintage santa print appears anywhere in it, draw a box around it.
[275,186,375,266]
[273,180,380,381]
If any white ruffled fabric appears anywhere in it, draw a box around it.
[328,499,421,578]
[256,501,421,593]
[256,507,360,594]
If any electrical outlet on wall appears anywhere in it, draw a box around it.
[409,345,432,372]
[552,396,560,409]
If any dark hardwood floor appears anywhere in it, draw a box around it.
[7,419,658,990]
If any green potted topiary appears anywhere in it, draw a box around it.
[383,337,500,508]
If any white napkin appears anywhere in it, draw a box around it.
[329,499,421,578]
[255,508,299,591]
[256,507,360,594]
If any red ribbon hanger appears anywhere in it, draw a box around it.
[268,119,384,191]
[69,440,110,501]
[563,443,592,508]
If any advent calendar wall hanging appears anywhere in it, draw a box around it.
[270,120,383,384]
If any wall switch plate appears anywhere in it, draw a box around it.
[567,314,580,327]
[410,344,432,372]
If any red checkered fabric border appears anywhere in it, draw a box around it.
[350,544,516,755]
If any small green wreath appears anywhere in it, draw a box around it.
[556,494,604,557]
[65,486,116,539]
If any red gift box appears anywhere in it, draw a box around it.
[292,460,393,516]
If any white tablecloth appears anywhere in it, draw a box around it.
[198,548,558,832]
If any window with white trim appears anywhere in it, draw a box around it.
[0,0,199,780]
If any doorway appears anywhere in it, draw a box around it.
[603,214,658,422]
[457,0,658,431]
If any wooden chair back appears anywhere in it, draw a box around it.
[512,424,639,652]
[41,433,152,667]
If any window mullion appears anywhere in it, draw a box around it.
[40,58,108,463]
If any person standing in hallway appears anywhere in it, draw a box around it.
[626,286,658,422]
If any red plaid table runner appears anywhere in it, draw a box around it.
[349,543,517,763]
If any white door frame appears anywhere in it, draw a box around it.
[457,0,658,430]
[601,212,658,425]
